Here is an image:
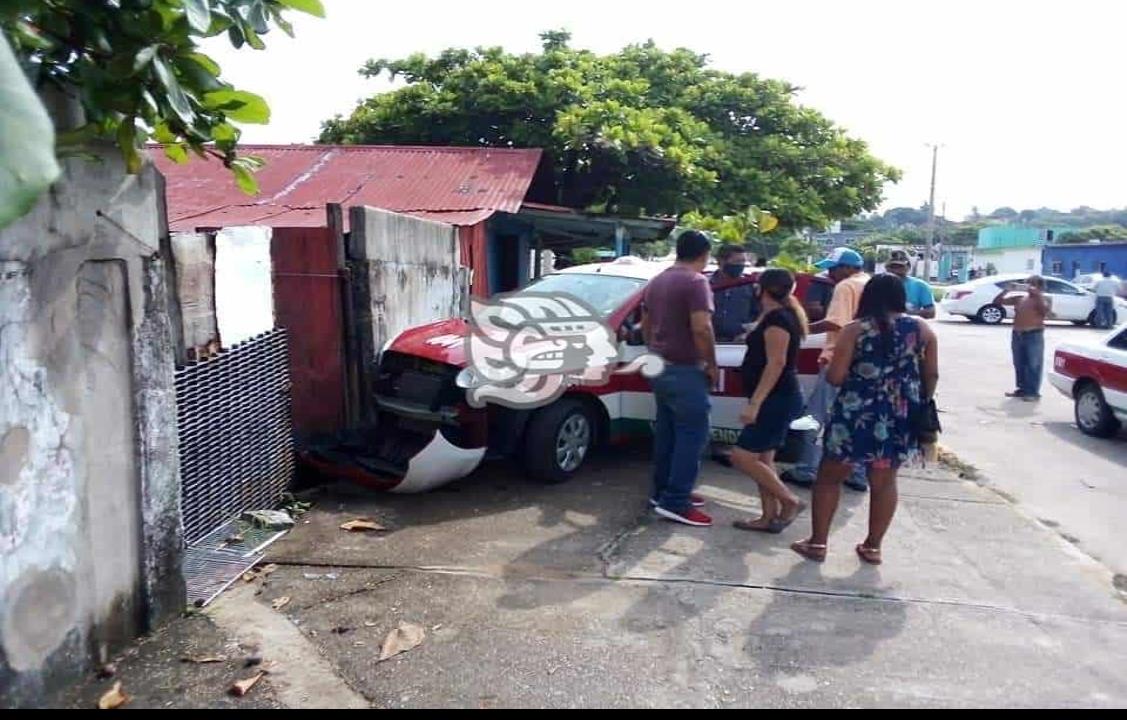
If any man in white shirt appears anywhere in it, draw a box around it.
[1094,271,1121,329]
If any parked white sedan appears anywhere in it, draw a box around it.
[941,273,1127,325]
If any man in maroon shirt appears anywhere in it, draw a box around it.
[641,230,717,527]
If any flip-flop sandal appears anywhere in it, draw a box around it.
[855,544,883,565]
[777,501,808,531]
[733,518,784,534]
[790,539,827,562]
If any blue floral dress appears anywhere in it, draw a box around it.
[824,316,926,469]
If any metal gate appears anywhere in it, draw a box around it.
[175,329,294,544]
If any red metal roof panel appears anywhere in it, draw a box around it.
[151,144,543,231]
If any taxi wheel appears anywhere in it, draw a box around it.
[524,399,594,484]
[1074,382,1120,438]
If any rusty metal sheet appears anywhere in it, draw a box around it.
[151,144,542,232]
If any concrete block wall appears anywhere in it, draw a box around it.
[347,207,468,420]
[0,149,183,707]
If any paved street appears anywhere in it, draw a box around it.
[53,314,1127,710]
[61,446,1127,708]
[933,313,1127,581]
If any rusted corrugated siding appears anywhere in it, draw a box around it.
[151,144,542,231]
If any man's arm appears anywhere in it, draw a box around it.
[690,310,718,383]
[1039,293,1053,317]
[810,281,855,335]
[993,286,1020,306]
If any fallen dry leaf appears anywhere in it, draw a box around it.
[230,671,265,697]
[97,681,130,709]
[260,563,279,576]
[241,571,256,583]
[181,655,226,664]
[271,596,291,611]
[340,518,385,532]
[379,622,425,662]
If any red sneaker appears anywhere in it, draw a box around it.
[650,494,707,509]
[655,505,713,527]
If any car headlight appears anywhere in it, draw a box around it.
[455,367,480,390]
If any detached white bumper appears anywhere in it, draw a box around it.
[1048,371,1075,399]
[390,431,486,494]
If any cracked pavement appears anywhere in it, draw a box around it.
[60,445,1127,708]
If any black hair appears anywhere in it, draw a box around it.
[758,268,808,337]
[676,230,713,262]
[716,244,747,262]
[856,273,907,340]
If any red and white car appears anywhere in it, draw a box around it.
[1050,326,1127,438]
[307,258,828,492]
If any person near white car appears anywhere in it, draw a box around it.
[994,276,1051,401]
[1095,271,1121,329]
[885,249,936,319]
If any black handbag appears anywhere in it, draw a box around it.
[913,398,942,444]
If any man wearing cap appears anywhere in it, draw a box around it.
[885,250,937,319]
[781,248,870,492]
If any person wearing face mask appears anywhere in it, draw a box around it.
[710,244,759,343]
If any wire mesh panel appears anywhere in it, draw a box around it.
[175,329,294,545]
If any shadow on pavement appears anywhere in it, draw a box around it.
[1040,420,1127,460]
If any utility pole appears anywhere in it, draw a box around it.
[924,144,939,281]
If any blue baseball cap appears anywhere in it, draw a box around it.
[815,247,864,270]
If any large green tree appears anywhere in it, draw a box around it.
[320,31,900,229]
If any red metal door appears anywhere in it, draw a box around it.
[271,226,347,438]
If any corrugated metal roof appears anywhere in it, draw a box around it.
[151,144,544,231]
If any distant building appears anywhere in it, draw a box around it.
[1042,241,1127,280]
[808,230,870,249]
[974,225,1070,275]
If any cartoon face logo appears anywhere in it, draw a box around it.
[460,292,663,409]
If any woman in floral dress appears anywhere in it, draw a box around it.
[791,274,940,565]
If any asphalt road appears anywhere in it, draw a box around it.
[933,311,1127,580]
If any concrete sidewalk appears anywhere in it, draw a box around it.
[59,449,1127,708]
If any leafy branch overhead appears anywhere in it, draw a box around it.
[0,0,324,197]
[321,30,900,229]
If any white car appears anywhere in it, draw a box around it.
[941,273,1127,326]
[1050,326,1127,438]
[1073,272,1119,292]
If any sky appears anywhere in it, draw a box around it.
[205,0,1127,221]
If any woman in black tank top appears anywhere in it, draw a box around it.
[730,269,810,534]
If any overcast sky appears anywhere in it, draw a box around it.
[205,0,1126,220]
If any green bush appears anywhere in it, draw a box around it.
[932,287,947,302]
[571,247,601,265]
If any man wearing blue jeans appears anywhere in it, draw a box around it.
[642,230,717,527]
[1094,271,1120,329]
[781,248,869,491]
[996,276,1051,401]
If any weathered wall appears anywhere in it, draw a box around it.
[0,148,183,707]
[168,231,219,357]
[348,207,467,419]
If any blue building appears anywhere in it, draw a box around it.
[1042,242,1127,281]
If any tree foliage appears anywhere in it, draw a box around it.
[1058,225,1127,244]
[679,206,781,257]
[1,0,324,195]
[320,31,900,229]
[0,31,59,227]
